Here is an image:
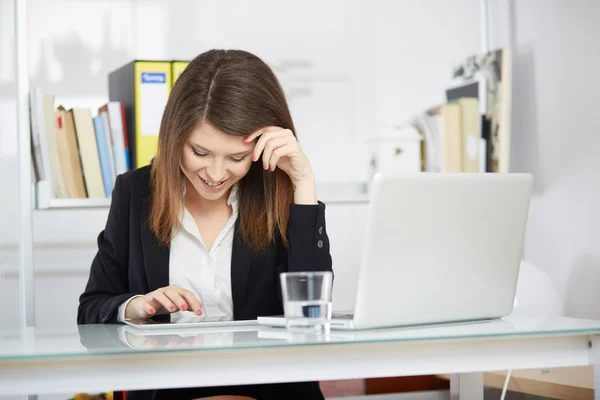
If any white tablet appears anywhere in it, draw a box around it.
[124,315,257,330]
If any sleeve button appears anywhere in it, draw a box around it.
[317,240,324,248]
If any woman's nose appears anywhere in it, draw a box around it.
[206,160,225,181]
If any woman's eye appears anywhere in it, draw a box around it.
[231,156,247,162]
[192,149,207,157]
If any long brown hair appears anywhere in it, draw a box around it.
[150,49,295,252]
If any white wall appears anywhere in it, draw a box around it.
[489,0,600,319]
[374,0,481,126]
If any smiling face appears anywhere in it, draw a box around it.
[181,122,255,203]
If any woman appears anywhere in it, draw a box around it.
[78,49,333,400]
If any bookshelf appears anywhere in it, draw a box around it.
[15,0,119,333]
[35,187,113,210]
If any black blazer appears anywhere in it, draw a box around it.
[78,165,332,399]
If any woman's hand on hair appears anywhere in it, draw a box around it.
[244,126,313,185]
[124,285,203,320]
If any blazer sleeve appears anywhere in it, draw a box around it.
[77,174,141,324]
[281,201,333,274]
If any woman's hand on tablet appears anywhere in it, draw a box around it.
[125,285,203,320]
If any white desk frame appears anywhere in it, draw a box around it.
[1,332,599,399]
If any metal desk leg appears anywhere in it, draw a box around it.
[595,364,599,400]
[450,372,484,400]
[590,336,600,400]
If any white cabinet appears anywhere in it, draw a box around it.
[367,124,423,188]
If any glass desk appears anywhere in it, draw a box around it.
[2,315,600,399]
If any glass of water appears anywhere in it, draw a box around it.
[280,271,333,333]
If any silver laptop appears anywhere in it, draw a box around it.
[258,172,533,330]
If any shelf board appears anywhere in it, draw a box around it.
[31,183,370,210]
[35,194,369,209]
[36,197,111,210]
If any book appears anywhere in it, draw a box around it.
[41,94,68,198]
[98,110,116,182]
[440,104,462,172]
[457,98,480,173]
[446,78,489,172]
[92,115,114,197]
[71,108,105,198]
[171,60,189,87]
[450,48,512,172]
[29,87,53,206]
[108,60,173,169]
[55,107,87,198]
[99,102,129,174]
[411,104,463,173]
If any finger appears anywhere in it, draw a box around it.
[262,137,290,170]
[178,289,203,315]
[151,290,178,313]
[269,143,295,172]
[137,298,157,317]
[244,126,280,143]
[252,130,291,163]
[244,127,267,143]
[253,130,287,162]
[163,288,189,312]
[146,297,167,314]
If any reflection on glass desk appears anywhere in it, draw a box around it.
[1,315,600,360]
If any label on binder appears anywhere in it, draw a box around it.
[142,73,166,84]
[140,72,168,136]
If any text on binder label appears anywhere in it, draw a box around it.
[141,72,167,84]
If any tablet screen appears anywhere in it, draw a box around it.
[126,315,235,326]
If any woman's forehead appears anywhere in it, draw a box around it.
[188,123,253,154]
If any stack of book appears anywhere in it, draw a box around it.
[29,59,190,208]
[30,88,130,202]
[411,48,512,173]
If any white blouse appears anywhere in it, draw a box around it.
[118,185,238,322]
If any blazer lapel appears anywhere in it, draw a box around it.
[231,222,253,319]
[140,199,170,292]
